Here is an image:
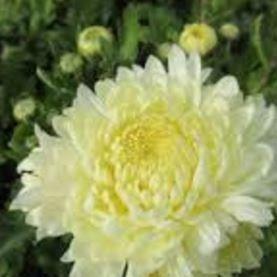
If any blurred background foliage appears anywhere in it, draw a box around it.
[0,0,277,276]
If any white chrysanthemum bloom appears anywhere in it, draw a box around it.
[11,46,277,277]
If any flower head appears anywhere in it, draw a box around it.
[11,46,276,277]
[179,23,217,55]
[78,26,113,58]
[220,23,240,40]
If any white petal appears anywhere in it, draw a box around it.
[116,66,135,82]
[180,148,209,215]
[197,217,222,254]
[142,55,167,90]
[17,149,42,173]
[201,67,212,83]
[231,143,274,187]
[26,204,66,239]
[244,99,275,142]
[145,55,166,76]
[217,225,263,274]
[128,259,165,277]
[161,252,193,277]
[94,79,116,100]
[70,260,125,277]
[132,64,144,77]
[187,52,201,82]
[52,112,69,138]
[255,143,274,175]
[222,196,274,226]
[230,103,255,135]
[10,185,41,212]
[61,248,74,262]
[168,45,188,80]
[214,76,239,98]
[35,125,56,147]
[75,84,110,119]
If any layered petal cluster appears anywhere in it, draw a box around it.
[11,46,277,277]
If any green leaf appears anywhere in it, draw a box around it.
[252,15,269,70]
[29,0,56,33]
[0,212,34,277]
[8,123,34,161]
[119,4,141,63]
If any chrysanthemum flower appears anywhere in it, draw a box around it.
[11,46,276,277]
[179,23,217,56]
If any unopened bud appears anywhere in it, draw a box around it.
[13,98,36,121]
[78,26,113,58]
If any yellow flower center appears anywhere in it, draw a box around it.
[91,110,197,214]
[86,104,207,223]
[117,115,173,164]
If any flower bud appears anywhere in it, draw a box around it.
[179,23,217,56]
[13,98,35,121]
[220,23,240,40]
[77,26,113,58]
[59,52,83,74]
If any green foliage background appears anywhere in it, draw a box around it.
[0,0,277,276]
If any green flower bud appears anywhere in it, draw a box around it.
[13,98,35,121]
[78,26,113,58]
[59,52,83,74]
[220,23,240,40]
